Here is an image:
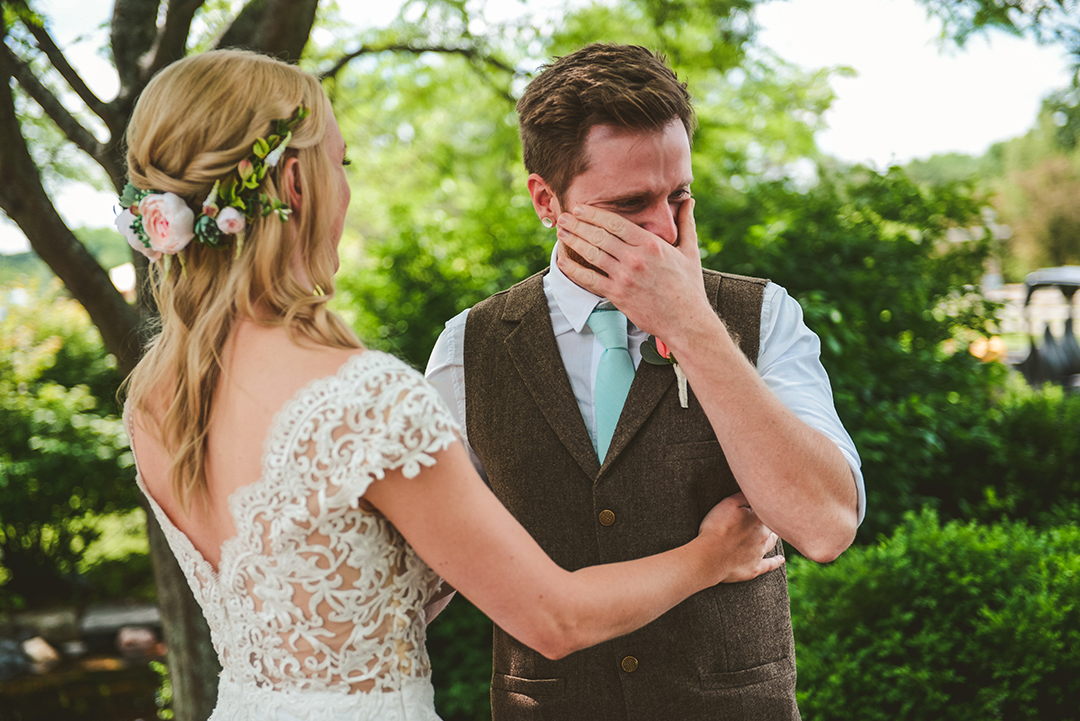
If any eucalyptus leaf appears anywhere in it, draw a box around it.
[119,182,143,209]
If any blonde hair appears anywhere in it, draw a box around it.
[123,50,360,512]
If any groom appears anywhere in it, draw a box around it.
[426,43,863,720]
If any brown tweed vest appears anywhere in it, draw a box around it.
[464,269,799,721]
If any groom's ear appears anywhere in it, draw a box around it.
[527,173,561,225]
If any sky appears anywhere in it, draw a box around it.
[754,0,1073,167]
[0,0,1073,255]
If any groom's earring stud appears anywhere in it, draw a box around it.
[542,217,554,229]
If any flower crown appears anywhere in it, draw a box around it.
[115,105,310,262]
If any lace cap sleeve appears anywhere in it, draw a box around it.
[265,352,461,503]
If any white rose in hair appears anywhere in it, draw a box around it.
[115,208,162,262]
[139,193,195,255]
[216,207,246,235]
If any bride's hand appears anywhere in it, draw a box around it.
[697,492,784,585]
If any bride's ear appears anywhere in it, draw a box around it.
[282,156,303,220]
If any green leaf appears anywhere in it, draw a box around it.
[118,182,143,209]
[640,335,672,365]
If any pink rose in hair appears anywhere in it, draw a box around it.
[115,208,162,262]
[215,207,246,235]
[138,193,195,255]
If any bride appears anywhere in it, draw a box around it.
[120,49,783,721]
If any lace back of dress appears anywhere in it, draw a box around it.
[235,474,426,692]
[130,353,456,701]
[209,353,452,694]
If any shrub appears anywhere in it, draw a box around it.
[0,284,139,605]
[1,280,124,410]
[939,383,1080,528]
[789,509,1080,720]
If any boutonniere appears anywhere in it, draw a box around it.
[641,335,689,408]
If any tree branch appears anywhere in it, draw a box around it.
[111,0,161,95]
[22,20,115,126]
[144,0,206,81]
[320,42,516,102]
[0,42,125,188]
[216,0,318,62]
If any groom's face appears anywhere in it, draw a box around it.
[559,119,693,247]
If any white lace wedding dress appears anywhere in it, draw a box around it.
[127,352,460,721]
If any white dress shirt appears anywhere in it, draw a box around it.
[425,244,865,523]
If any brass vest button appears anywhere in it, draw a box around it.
[598,509,616,526]
[621,655,638,673]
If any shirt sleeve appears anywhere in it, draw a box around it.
[758,283,866,525]
[424,309,487,478]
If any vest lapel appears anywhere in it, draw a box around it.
[502,274,602,478]
[601,273,727,474]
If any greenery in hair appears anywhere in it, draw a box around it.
[118,104,310,254]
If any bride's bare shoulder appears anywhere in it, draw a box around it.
[234,320,363,369]
[223,321,367,402]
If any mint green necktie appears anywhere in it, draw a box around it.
[587,307,635,462]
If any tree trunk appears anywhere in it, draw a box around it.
[217,0,319,61]
[145,503,221,720]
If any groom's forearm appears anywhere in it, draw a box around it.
[669,314,858,562]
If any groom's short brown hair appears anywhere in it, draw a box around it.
[516,43,696,202]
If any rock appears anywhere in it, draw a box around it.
[22,636,61,674]
[116,626,158,659]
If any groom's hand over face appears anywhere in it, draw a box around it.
[555,200,717,345]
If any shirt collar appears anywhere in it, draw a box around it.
[547,242,606,333]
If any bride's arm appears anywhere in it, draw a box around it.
[363,441,782,661]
